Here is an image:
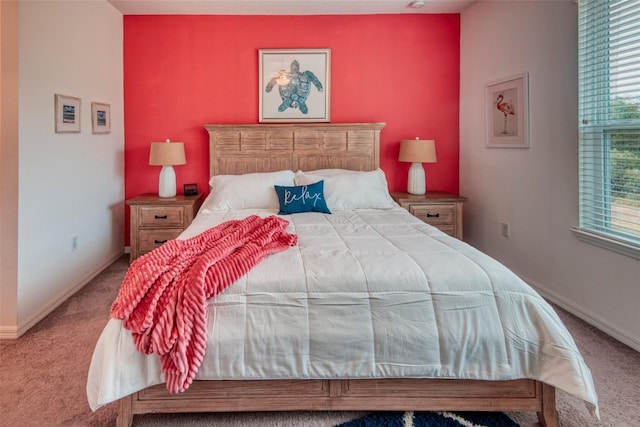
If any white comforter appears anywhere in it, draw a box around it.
[87,207,598,415]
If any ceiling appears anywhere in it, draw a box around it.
[108,0,476,15]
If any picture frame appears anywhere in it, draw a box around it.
[54,94,81,133]
[91,102,111,134]
[259,48,331,123]
[485,72,529,148]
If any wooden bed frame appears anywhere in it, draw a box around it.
[116,123,558,427]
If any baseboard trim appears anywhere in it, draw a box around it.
[0,325,19,340]
[2,251,124,339]
[523,275,640,353]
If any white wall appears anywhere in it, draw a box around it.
[460,1,640,351]
[0,1,124,337]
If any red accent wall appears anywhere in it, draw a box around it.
[124,14,460,243]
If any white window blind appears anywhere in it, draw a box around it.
[578,0,640,256]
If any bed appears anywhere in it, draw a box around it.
[87,123,598,427]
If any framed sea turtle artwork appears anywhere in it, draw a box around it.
[259,48,331,123]
[485,72,529,148]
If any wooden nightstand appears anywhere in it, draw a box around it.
[126,193,204,262]
[391,191,466,240]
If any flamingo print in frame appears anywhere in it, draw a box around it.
[485,73,529,148]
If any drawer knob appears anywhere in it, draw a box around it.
[426,213,440,218]
[154,239,168,244]
[154,214,168,219]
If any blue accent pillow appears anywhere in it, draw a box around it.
[274,180,331,215]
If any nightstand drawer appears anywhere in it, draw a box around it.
[139,229,183,254]
[139,206,184,227]
[409,204,455,225]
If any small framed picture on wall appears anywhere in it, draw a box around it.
[91,102,111,134]
[55,94,81,133]
[485,73,529,148]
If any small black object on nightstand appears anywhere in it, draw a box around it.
[183,183,198,196]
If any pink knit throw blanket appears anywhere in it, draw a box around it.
[110,215,297,393]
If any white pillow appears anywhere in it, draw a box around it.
[295,169,395,210]
[202,170,295,211]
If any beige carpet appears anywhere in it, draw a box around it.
[1,255,638,426]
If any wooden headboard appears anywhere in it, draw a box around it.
[204,123,385,176]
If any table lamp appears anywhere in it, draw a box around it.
[149,139,186,198]
[398,137,437,195]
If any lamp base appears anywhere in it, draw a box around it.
[158,165,177,198]
[407,162,426,195]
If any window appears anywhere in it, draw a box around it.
[576,0,640,258]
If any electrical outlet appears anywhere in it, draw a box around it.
[71,235,79,251]
[501,222,510,238]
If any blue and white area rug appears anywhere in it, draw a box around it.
[336,411,520,427]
